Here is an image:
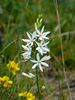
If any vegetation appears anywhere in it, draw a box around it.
[0,0,75,100]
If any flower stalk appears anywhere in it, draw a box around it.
[36,66,42,100]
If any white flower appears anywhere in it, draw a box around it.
[22,72,35,78]
[22,52,31,61]
[36,40,50,55]
[42,85,45,89]
[22,45,32,61]
[22,45,32,55]
[30,53,51,72]
[22,31,36,46]
[35,26,50,40]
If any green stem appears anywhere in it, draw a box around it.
[36,66,42,100]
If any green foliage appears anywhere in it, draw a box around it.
[0,0,75,99]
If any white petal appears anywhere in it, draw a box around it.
[37,53,40,61]
[36,47,40,51]
[41,55,51,61]
[43,51,47,54]
[39,64,43,72]
[32,31,36,39]
[41,40,44,44]
[41,26,44,33]
[43,37,49,39]
[27,32,31,39]
[40,49,43,55]
[26,43,30,46]
[41,62,49,67]
[30,60,37,63]
[31,42,33,46]
[29,73,35,77]
[39,37,42,40]
[21,60,27,62]
[37,48,43,55]
[35,35,40,37]
[42,47,50,52]
[22,45,28,50]
[36,26,40,34]
[32,64,38,69]
[43,42,49,46]
[36,41,39,46]
[43,31,50,36]
[22,39,30,42]
[22,72,31,78]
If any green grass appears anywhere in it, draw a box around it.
[0,0,75,100]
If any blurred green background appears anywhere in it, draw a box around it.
[0,0,75,69]
[0,0,75,99]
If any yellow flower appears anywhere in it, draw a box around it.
[7,61,20,75]
[2,76,9,82]
[3,76,13,88]
[27,92,35,100]
[0,76,13,88]
[18,91,35,100]
[3,82,11,88]
[18,91,27,97]
[0,77,3,85]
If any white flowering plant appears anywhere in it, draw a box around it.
[22,15,51,100]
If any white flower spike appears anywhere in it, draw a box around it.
[31,53,51,72]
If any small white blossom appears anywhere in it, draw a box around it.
[36,40,50,55]
[22,45,32,55]
[35,26,50,40]
[22,52,31,61]
[42,85,45,89]
[22,31,36,46]
[22,72,35,78]
[22,45,32,61]
[31,53,51,72]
